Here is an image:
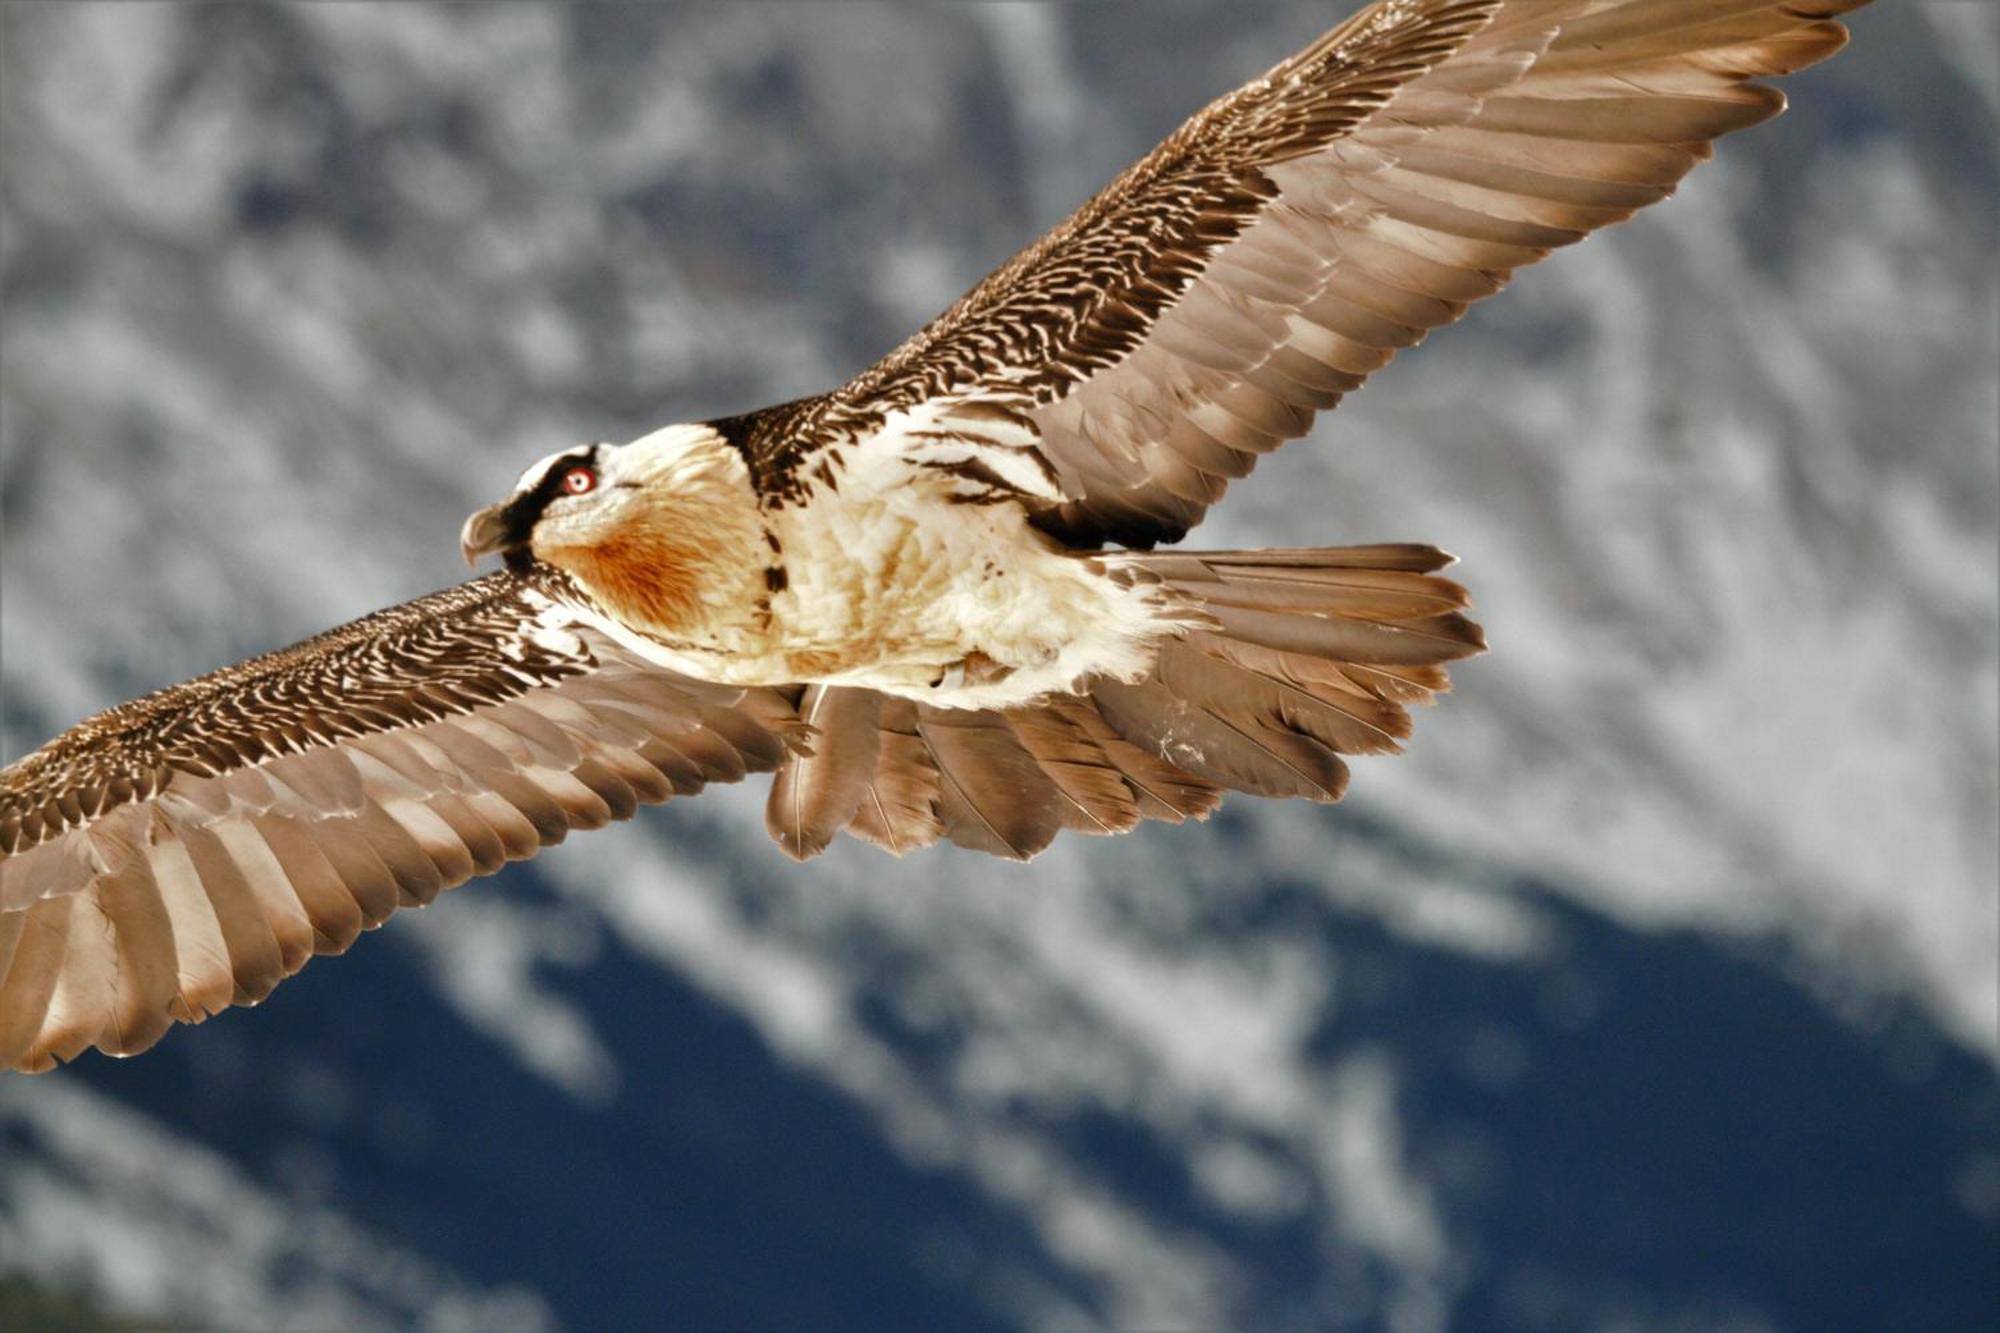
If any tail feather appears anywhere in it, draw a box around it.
[1093,672,1352,803]
[1096,542,1485,799]
[1036,695,1223,827]
[763,543,1481,860]
[1148,543,1457,573]
[1006,706,1145,836]
[1178,634,1412,753]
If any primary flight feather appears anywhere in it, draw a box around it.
[0,0,1868,1070]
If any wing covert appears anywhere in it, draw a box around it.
[820,0,1861,546]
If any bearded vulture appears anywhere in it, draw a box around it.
[0,0,1868,1070]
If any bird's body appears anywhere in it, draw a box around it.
[518,422,1183,711]
[0,0,1872,1070]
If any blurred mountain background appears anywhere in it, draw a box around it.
[1,3,1995,1329]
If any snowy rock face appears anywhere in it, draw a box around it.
[2,4,1995,1331]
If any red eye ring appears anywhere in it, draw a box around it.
[561,466,597,495]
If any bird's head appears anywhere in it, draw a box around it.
[461,440,628,570]
[459,424,764,634]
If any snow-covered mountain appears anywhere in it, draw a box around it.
[2,4,1995,1329]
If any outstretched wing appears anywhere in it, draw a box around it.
[815,0,1863,545]
[0,567,801,1072]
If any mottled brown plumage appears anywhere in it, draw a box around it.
[2,0,1868,1071]
[739,0,1862,547]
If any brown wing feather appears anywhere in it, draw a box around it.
[914,707,1066,861]
[0,567,802,1072]
[770,689,1224,862]
[815,0,1864,547]
[766,686,884,861]
[846,698,948,856]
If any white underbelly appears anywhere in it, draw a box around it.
[767,494,1179,710]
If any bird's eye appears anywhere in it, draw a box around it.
[561,466,597,495]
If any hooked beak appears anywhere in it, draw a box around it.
[459,503,515,568]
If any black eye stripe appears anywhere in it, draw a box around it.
[501,446,601,544]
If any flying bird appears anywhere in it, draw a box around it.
[0,0,1868,1071]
